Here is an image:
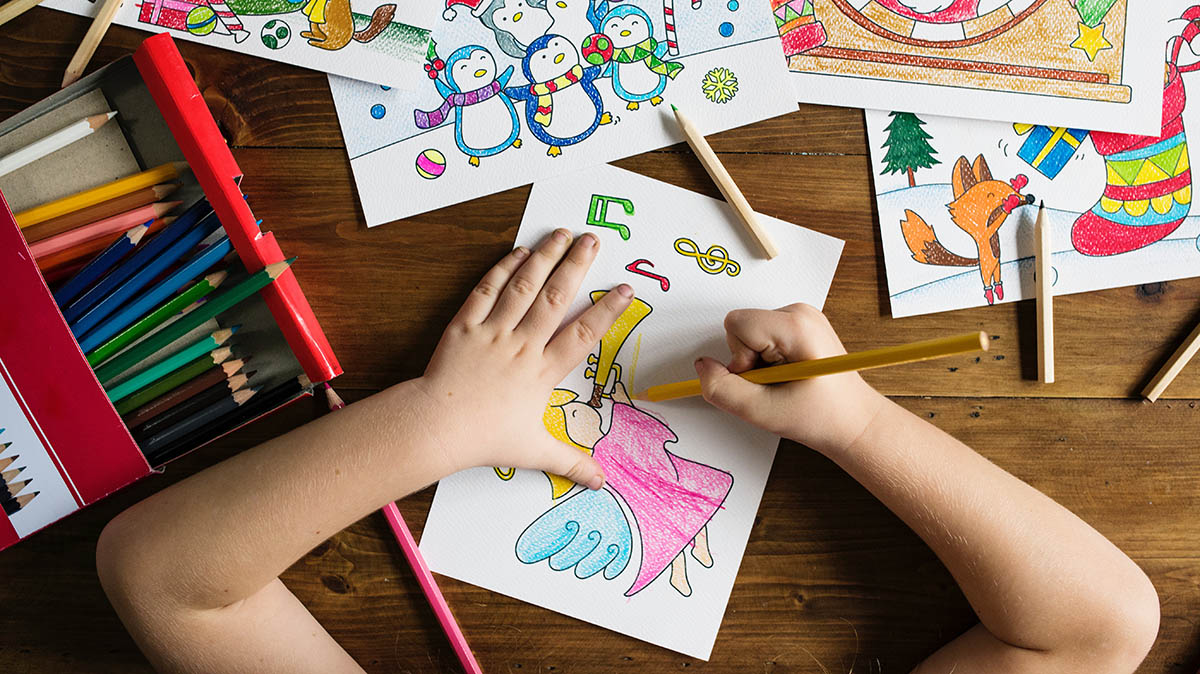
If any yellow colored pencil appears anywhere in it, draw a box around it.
[14,162,187,228]
[634,331,990,403]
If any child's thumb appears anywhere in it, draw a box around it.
[694,357,760,418]
[538,437,606,491]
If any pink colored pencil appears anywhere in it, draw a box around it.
[320,383,482,674]
[28,201,180,260]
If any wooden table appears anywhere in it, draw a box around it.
[2,14,1199,673]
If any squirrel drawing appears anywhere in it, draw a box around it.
[301,0,396,51]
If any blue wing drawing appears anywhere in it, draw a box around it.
[515,487,633,580]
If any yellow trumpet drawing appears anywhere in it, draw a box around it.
[585,290,652,407]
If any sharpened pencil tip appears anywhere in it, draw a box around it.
[670,103,678,112]
[230,324,242,334]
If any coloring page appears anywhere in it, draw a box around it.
[328,0,795,226]
[42,0,435,87]
[869,3,1200,318]
[419,164,843,659]
[781,0,1169,134]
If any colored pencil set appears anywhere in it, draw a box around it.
[0,431,36,517]
[16,161,296,466]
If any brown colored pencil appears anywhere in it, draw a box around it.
[0,456,17,471]
[2,492,37,516]
[22,184,178,243]
[37,216,173,274]
[1,466,25,483]
[120,360,248,428]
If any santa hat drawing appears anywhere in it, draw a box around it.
[444,0,489,20]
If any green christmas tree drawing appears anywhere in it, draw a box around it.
[881,112,939,188]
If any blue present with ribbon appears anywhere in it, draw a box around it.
[1014,124,1089,179]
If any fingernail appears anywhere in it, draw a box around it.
[553,229,569,243]
[694,358,705,373]
[587,474,605,491]
[617,283,633,298]
[513,246,529,259]
[580,233,597,248]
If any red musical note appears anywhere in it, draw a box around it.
[625,259,670,291]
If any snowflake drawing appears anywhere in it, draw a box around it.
[701,67,738,104]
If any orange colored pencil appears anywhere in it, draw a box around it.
[22,183,178,243]
[29,201,179,260]
[37,217,172,274]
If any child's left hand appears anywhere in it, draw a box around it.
[413,229,633,490]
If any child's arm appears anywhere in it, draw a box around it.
[96,230,633,673]
[694,304,1159,674]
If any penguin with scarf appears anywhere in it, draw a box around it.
[414,45,523,166]
[506,34,614,157]
[600,3,684,110]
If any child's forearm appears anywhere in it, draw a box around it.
[821,394,1157,669]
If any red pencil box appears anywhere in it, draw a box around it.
[0,34,341,551]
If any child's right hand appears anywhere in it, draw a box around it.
[693,304,886,455]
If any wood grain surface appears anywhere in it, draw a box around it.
[0,11,1198,673]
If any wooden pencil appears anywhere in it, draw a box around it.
[1,479,30,501]
[37,217,169,275]
[23,183,178,243]
[670,104,778,259]
[134,372,252,438]
[1142,320,1200,401]
[0,456,17,471]
[95,259,294,384]
[2,492,37,516]
[0,112,116,178]
[121,366,246,427]
[139,388,258,455]
[61,0,124,88]
[29,201,179,260]
[52,223,151,307]
[113,354,243,416]
[1,466,25,483]
[85,270,229,364]
[14,162,186,228]
[1035,202,1054,384]
[635,331,990,403]
[107,334,236,402]
[0,0,43,28]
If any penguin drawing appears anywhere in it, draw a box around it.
[478,0,554,58]
[601,4,682,110]
[506,34,612,157]
[415,45,522,167]
[545,0,606,50]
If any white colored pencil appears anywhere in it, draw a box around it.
[0,112,116,177]
[1035,202,1054,384]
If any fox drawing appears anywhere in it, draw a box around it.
[900,154,1036,306]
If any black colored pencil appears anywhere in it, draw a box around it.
[139,388,259,455]
[1,479,30,501]
[134,371,252,440]
[0,455,17,471]
[2,491,37,516]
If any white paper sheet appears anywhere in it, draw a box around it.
[868,7,1200,318]
[780,0,1169,134]
[329,0,795,226]
[420,164,843,660]
[42,0,434,88]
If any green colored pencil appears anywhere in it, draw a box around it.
[87,270,228,367]
[113,352,241,416]
[95,259,293,385]
[106,328,237,403]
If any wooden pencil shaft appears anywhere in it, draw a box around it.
[1035,204,1054,384]
[62,0,124,88]
[37,217,168,274]
[0,112,114,177]
[23,184,176,243]
[139,390,255,454]
[1142,319,1200,402]
[106,331,234,401]
[15,162,183,228]
[31,202,177,260]
[0,0,42,27]
[637,331,989,402]
[672,107,779,259]
[25,194,175,245]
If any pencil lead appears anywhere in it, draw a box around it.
[670,103,678,112]
[229,324,242,335]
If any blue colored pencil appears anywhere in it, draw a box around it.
[70,216,224,339]
[52,222,152,307]
[76,236,232,352]
[61,199,213,323]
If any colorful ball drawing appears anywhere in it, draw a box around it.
[370,104,386,119]
[416,149,446,179]
[260,19,291,50]
[727,0,738,9]
[580,33,613,66]
[185,6,218,36]
[718,21,734,37]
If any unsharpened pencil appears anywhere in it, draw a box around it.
[121,366,247,427]
[139,387,259,455]
[63,200,212,322]
[106,330,237,401]
[113,354,243,416]
[15,162,186,228]
[1035,202,1054,384]
[0,112,116,178]
[30,201,179,259]
[37,217,169,275]
[635,331,991,402]
[0,0,44,28]
[2,492,37,516]
[95,259,293,384]
[670,104,778,259]
[22,183,178,243]
[85,270,228,365]
[134,371,252,438]
[62,0,124,88]
[53,223,151,307]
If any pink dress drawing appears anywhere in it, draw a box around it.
[593,402,734,596]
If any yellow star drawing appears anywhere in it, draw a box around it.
[1071,21,1112,62]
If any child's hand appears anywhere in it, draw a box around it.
[413,229,633,490]
[693,304,885,455]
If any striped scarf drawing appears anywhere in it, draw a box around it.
[529,65,584,126]
[414,81,503,129]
